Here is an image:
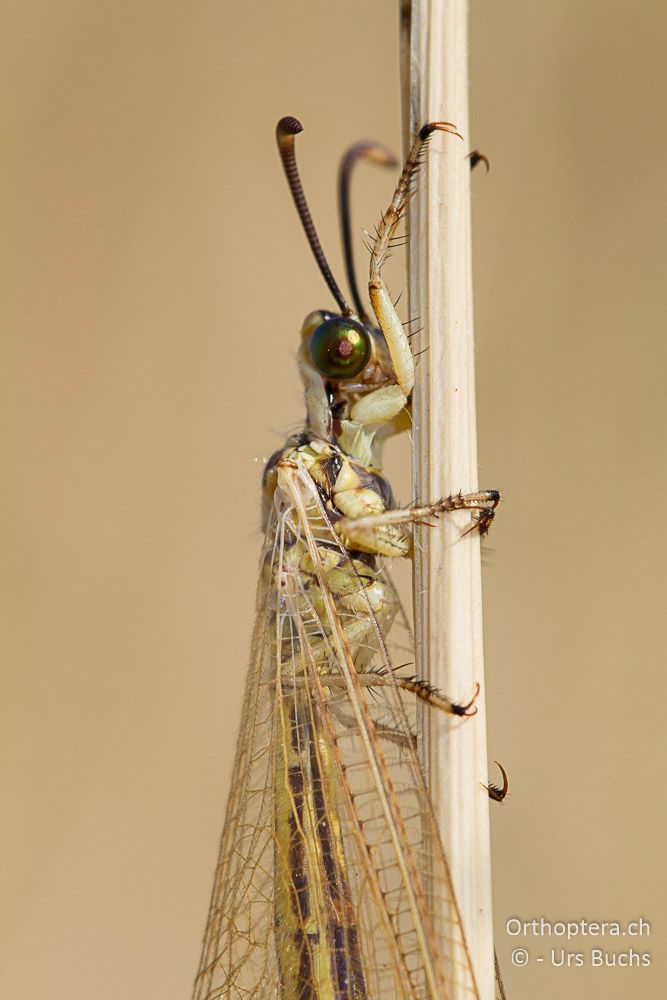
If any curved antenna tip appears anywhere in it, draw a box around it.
[363,143,399,169]
[275,115,351,315]
[276,116,303,138]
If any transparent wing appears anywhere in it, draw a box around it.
[192,504,281,1000]
[193,465,480,1000]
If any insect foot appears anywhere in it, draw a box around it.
[482,761,509,802]
[451,681,481,717]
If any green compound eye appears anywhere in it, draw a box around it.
[301,310,333,339]
[310,316,371,379]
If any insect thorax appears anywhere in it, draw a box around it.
[263,434,408,560]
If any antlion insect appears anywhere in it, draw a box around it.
[192,116,501,1000]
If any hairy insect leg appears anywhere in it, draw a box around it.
[368,122,463,399]
[308,675,479,758]
[359,674,481,717]
[324,677,480,758]
[312,675,478,714]
[339,489,501,548]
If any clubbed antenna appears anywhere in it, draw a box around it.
[276,117,352,316]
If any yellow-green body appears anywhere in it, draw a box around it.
[266,435,401,1000]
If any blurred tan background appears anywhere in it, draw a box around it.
[2,2,665,998]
